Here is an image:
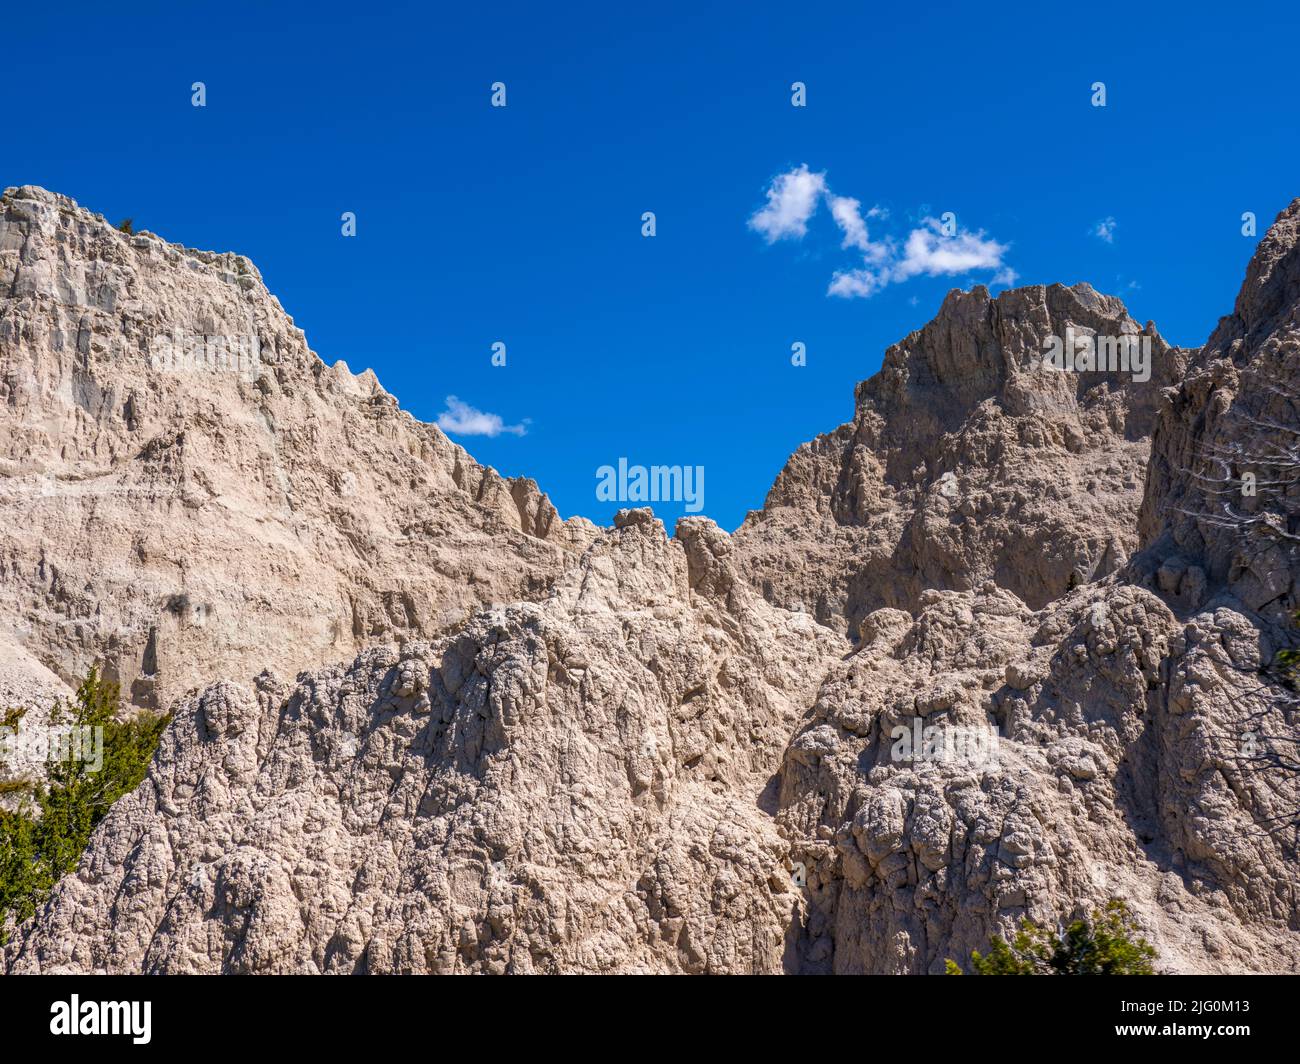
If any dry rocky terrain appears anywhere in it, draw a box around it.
[2,186,1297,973]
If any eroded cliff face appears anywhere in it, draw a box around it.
[759,207,1300,974]
[0,186,593,716]
[734,282,1185,635]
[3,188,1298,974]
[777,580,1300,974]
[5,512,839,973]
[1137,199,1300,620]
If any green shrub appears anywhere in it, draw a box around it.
[947,899,1158,975]
[1272,610,1300,689]
[116,218,134,235]
[0,668,168,941]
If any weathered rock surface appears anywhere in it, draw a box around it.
[0,185,593,714]
[779,581,1300,973]
[5,511,838,973]
[1138,199,1300,621]
[734,282,1184,634]
[4,188,1299,974]
[0,634,72,810]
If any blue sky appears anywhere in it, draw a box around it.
[5,0,1298,530]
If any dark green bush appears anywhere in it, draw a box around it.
[946,899,1158,975]
[1273,610,1300,689]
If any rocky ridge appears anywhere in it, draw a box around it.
[733,281,1185,634]
[3,189,1298,973]
[0,185,594,725]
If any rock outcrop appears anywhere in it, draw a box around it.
[5,511,838,973]
[4,188,1299,974]
[734,282,1184,634]
[0,186,593,715]
[1137,199,1300,621]
[0,633,72,810]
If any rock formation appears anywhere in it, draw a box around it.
[0,185,593,716]
[733,281,1185,635]
[3,188,1298,973]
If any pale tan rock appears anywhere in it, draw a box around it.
[0,634,73,809]
[778,581,1300,973]
[5,511,839,972]
[4,187,1300,974]
[1138,198,1300,622]
[733,282,1185,633]
[0,186,592,713]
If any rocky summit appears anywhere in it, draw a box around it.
[2,185,1298,974]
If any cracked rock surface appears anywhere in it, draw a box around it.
[4,190,1299,973]
[0,185,592,716]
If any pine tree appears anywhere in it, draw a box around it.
[0,668,168,941]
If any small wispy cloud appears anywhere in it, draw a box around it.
[827,267,888,299]
[747,164,827,242]
[436,396,529,437]
[828,195,870,251]
[1093,217,1117,244]
[751,166,1015,299]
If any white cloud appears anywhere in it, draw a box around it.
[1093,217,1117,243]
[829,195,871,251]
[827,267,888,298]
[750,167,1016,300]
[826,218,1014,299]
[748,165,827,242]
[893,218,1011,281]
[436,396,528,437]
